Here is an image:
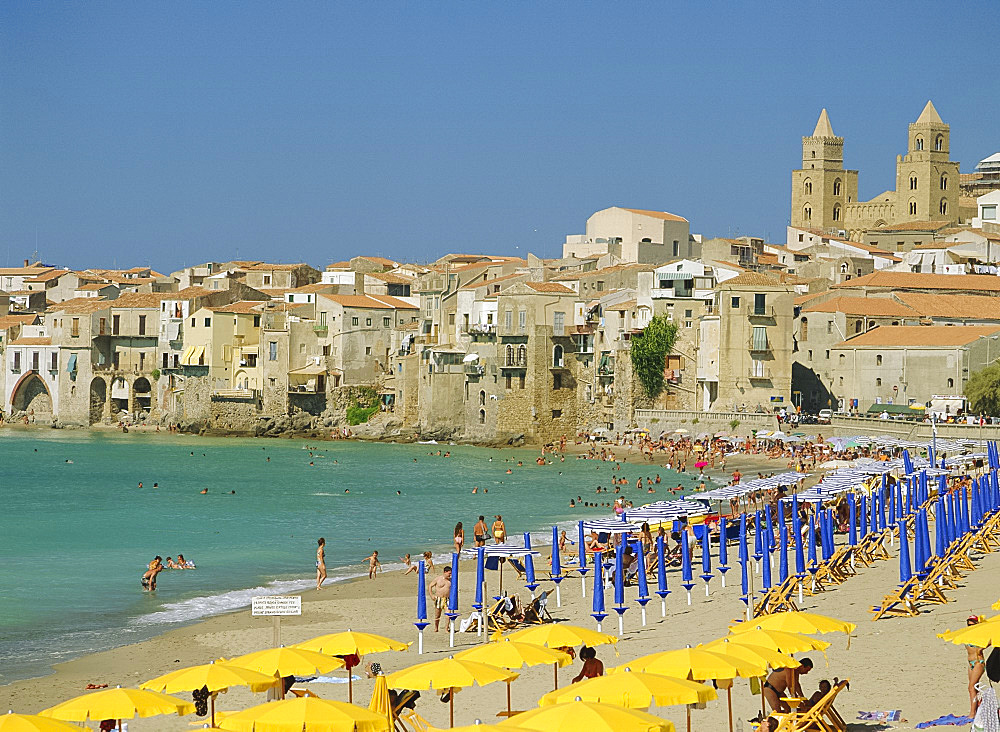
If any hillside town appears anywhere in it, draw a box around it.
[3,102,1000,442]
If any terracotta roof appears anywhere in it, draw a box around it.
[0,314,38,329]
[710,260,747,271]
[368,294,418,309]
[523,282,576,294]
[458,272,526,290]
[551,263,654,282]
[212,301,267,314]
[832,271,1000,293]
[354,256,400,267]
[0,266,53,276]
[8,337,52,346]
[245,262,313,271]
[868,220,951,232]
[794,291,828,307]
[621,207,689,223]
[112,293,169,308]
[802,296,916,318]
[718,271,782,287]
[318,294,401,309]
[940,227,1000,243]
[606,300,637,311]
[287,283,339,293]
[911,243,950,251]
[325,261,351,270]
[364,272,415,285]
[76,282,115,291]
[835,325,1000,348]
[893,292,1000,320]
[48,298,111,314]
[169,286,212,300]
[259,288,293,298]
[24,269,71,283]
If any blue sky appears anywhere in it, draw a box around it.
[2,2,997,272]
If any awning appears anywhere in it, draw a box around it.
[656,272,695,281]
[288,363,327,376]
[867,403,923,415]
[462,353,480,363]
[752,326,768,351]
[180,345,205,366]
[67,353,78,374]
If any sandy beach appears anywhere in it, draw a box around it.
[3,513,998,732]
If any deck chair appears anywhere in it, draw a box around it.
[288,688,321,699]
[871,578,919,620]
[522,590,553,624]
[399,710,432,732]
[771,678,849,732]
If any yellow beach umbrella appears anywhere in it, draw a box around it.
[141,661,277,726]
[218,696,389,732]
[456,639,572,713]
[40,687,194,722]
[992,598,1000,611]
[729,611,856,637]
[612,648,762,681]
[368,675,392,732]
[702,639,798,732]
[724,629,830,655]
[386,657,518,727]
[538,670,715,707]
[226,646,345,678]
[505,623,618,650]
[938,618,1000,648]
[296,631,409,702]
[494,699,673,732]
[0,713,90,732]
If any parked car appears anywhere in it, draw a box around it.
[817,409,832,424]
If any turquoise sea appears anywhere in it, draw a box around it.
[0,431,704,684]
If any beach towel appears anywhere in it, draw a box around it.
[972,683,1000,732]
[857,710,902,722]
[915,713,973,728]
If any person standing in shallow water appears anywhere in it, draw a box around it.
[316,538,327,590]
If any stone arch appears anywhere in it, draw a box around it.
[89,377,107,424]
[479,389,486,406]
[132,377,152,413]
[803,178,812,195]
[110,377,129,415]
[833,177,841,196]
[11,372,52,417]
[234,369,251,390]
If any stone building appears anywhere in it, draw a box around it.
[563,207,695,264]
[791,102,962,241]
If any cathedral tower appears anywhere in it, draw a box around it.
[791,109,859,231]
[895,100,960,223]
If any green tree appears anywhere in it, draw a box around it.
[630,315,680,400]
[964,363,1000,416]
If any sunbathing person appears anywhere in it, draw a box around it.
[762,658,813,714]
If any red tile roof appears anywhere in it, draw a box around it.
[833,271,1000,293]
[802,296,916,318]
[835,324,1000,348]
[621,207,688,223]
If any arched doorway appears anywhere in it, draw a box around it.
[90,377,107,424]
[132,377,152,413]
[11,373,52,418]
[110,377,129,415]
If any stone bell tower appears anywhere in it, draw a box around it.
[791,109,859,232]
[895,100,960,223]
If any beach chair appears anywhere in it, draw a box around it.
[771,678,849,732]
[870,578,919,620]
[288,688,321,699]
[522,590,553,624]
[399,710,432,732]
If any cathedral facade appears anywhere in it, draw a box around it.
[791,101,961,241]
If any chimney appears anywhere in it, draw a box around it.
[24,259,29,267]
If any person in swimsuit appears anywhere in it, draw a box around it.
[364,550,382,580]
[965,615,989,717]
[492,515,507,544]
[316,538,327,590]
[572,646,604,682]
[762,658,813,714]
[454,522,465,554]
[141,556,164,591]
[429,566,452,632]
[474,516,488,547]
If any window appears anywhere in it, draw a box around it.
[839,354,845,365]
[553,344,564,367]
[832,204,841,221]
[254,315,261,327]
[113,314,120,335]
[269,342,277,361]
[553,373,562,389]
[518,309,526,333]
[935,135,944,151]
[448,313,455,326]
[50,352,58,371]
[807,349,813,361]
[71,318,80,337]
[518,374,525,389]
[731,297,740,309]
[751,326,768,351]
[553,311,565,335]
[204,318,211,327]
[940,175,948,190]
[322,345,330,356]
[909,201,917,215]
[31,352,39,371]
[479,390,486,406]
[12,351,20,372]
[190,318,195,328]
[366,317,372,327]
[672,240,679,256]
[939,199,948,216]
[876,354,882,366]
[596,281,604,292]
[827,321,833,334]
[833,178,841,196]
[896,241,905,251]
[825,350,830,360]
[982,205,997,221]
[479,409,486,424]
[504,310,513,330]
[551,409,562,419]
[947,378,954,388]
[803,206,812,221]
[804,180,812,195]
[505,374,512,390]
[352,317,359,326]
[384,317,391,327]
[876,378,882,386]
[915,136,923,151]
[263,275,271,285]
[365,346,372,355]
[753,293,766,315]
[909,175,917,190]
[138,315,146,336]
[800,318,808,341]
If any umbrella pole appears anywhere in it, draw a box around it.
[727,686,733,732]
[211,693,216,727]
[553,662,558,690]
[506,680,512,717]
[450,692,455,728]
[686,704,691,732]
[349,672,353,703]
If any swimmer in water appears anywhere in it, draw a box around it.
[345,489,350,494]
[200,488,208,494]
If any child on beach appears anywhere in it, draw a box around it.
[401,554,415,574]
[364,551,382,580]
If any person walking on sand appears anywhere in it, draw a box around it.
[454,522,465,553]
[965,615,990,717]
[474,516,489,547]
[316,538,327,590]
[429,565,452,632]
[364,550,382,580]
[491,515,507,544]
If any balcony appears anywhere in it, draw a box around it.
[748,366,772,380]
[748,338,772,353]
[502,355,527,369]
[313,325,329,336]
[463,323,496,337]
[465,363,485,376]
[746,305,775,318]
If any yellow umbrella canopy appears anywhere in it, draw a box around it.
[993,598,1000,611]
[612,647,762,681]
[295,631,409,656]
[218,697,389,732]
[0,713,91,732]
[226,647,345,677]
[142,661,277,694]
[386,657,518,692]
[724,629,830,655]
[729,611,855,636]
[367,675,392,732]
[504,624,618,649]
[538,670,715,707]
[494,700,673,732]
[40,687,195,721]
[455,639,572,670]
[701,639,799,669]
[938,618,1000,648]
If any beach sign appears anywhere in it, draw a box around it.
[251,595,302,616]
